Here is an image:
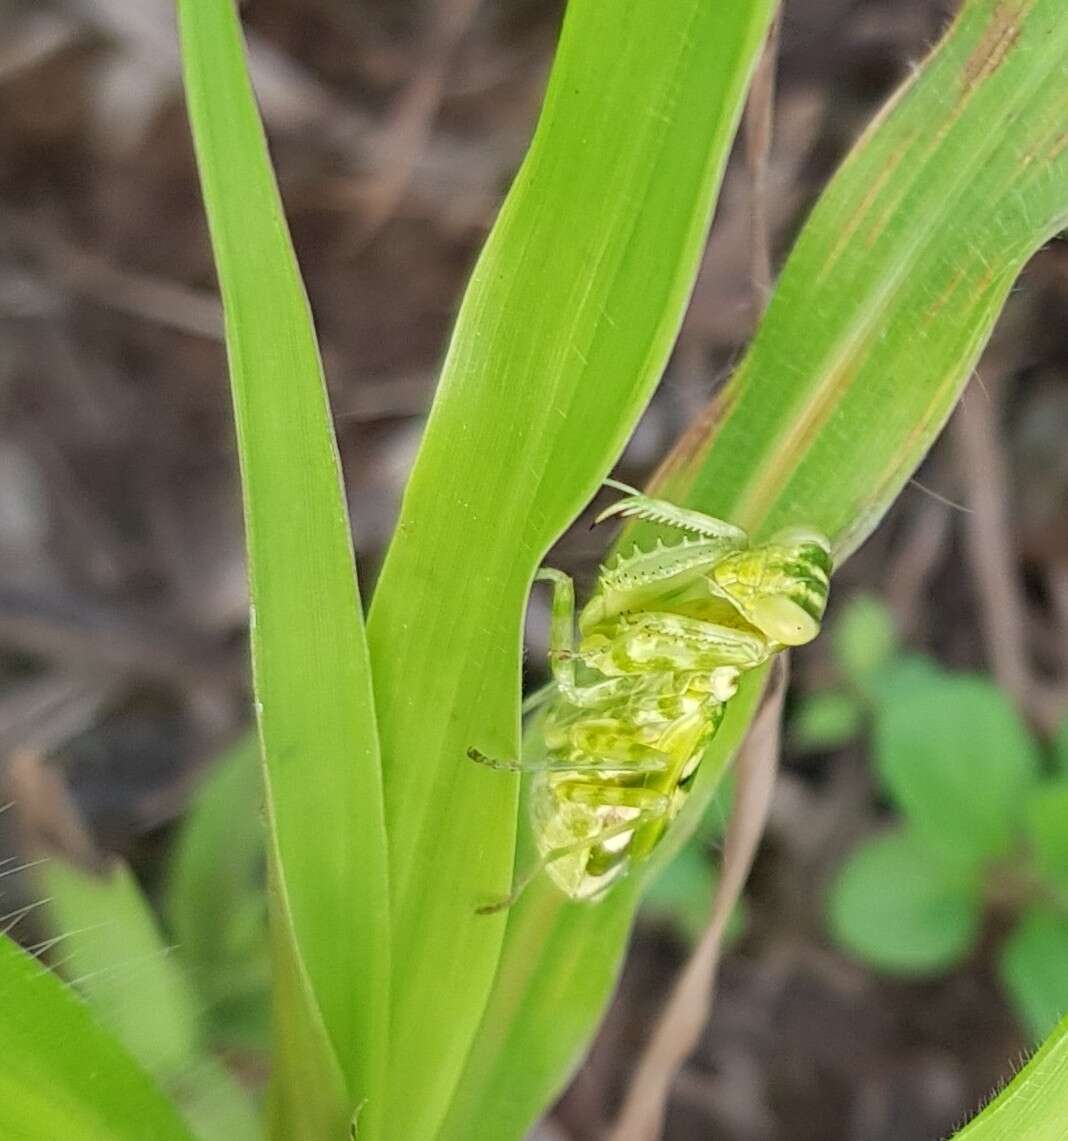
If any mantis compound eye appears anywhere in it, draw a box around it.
[748,593,821,646]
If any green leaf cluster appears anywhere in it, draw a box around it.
[177,0,779,1138]
[826,643,1068,1042]
[802,596,1068,1040]
[445,0,1068,1127]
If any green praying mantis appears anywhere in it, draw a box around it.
[471,481,832,909]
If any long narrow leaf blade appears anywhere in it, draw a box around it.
[655,0,1068,552]
[443,1,1068,1135]
[177,1,390,1135]
[45,862,199,1082]
[952,1016,1068,1140]
[366,3,777,1137]
[43,860,261,1141]
[0,933,193,1141]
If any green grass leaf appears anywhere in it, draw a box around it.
[444,2,1068,1132]
[0,932,193,1141]
[641,0,1068,558]
[177,1,389,1135]
[164,740,269,1054]
[875,675,1041,870]
[952,1014,1068,1140]
[998,909,1068,1044]
[828,830,981,974]
[365,3,777,1137]
[42,860,261,1141]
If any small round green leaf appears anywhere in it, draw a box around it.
[832,595,897,689]
[867,653,944,704]
[792,690,864,752]
[828,830,981,974]
[999,909,1068,1043]
[1026,780,1068,891]
[875,674,1041,869]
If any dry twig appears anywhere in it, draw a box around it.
[885,493,952,637]
[0,675,117,758]
[952,376,1059,731]
[2,749,101,869]
[355,0,484,239]
[1047,563,1068,676]
[2,210,224,340]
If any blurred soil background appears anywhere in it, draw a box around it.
[1,0,1066,1138]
